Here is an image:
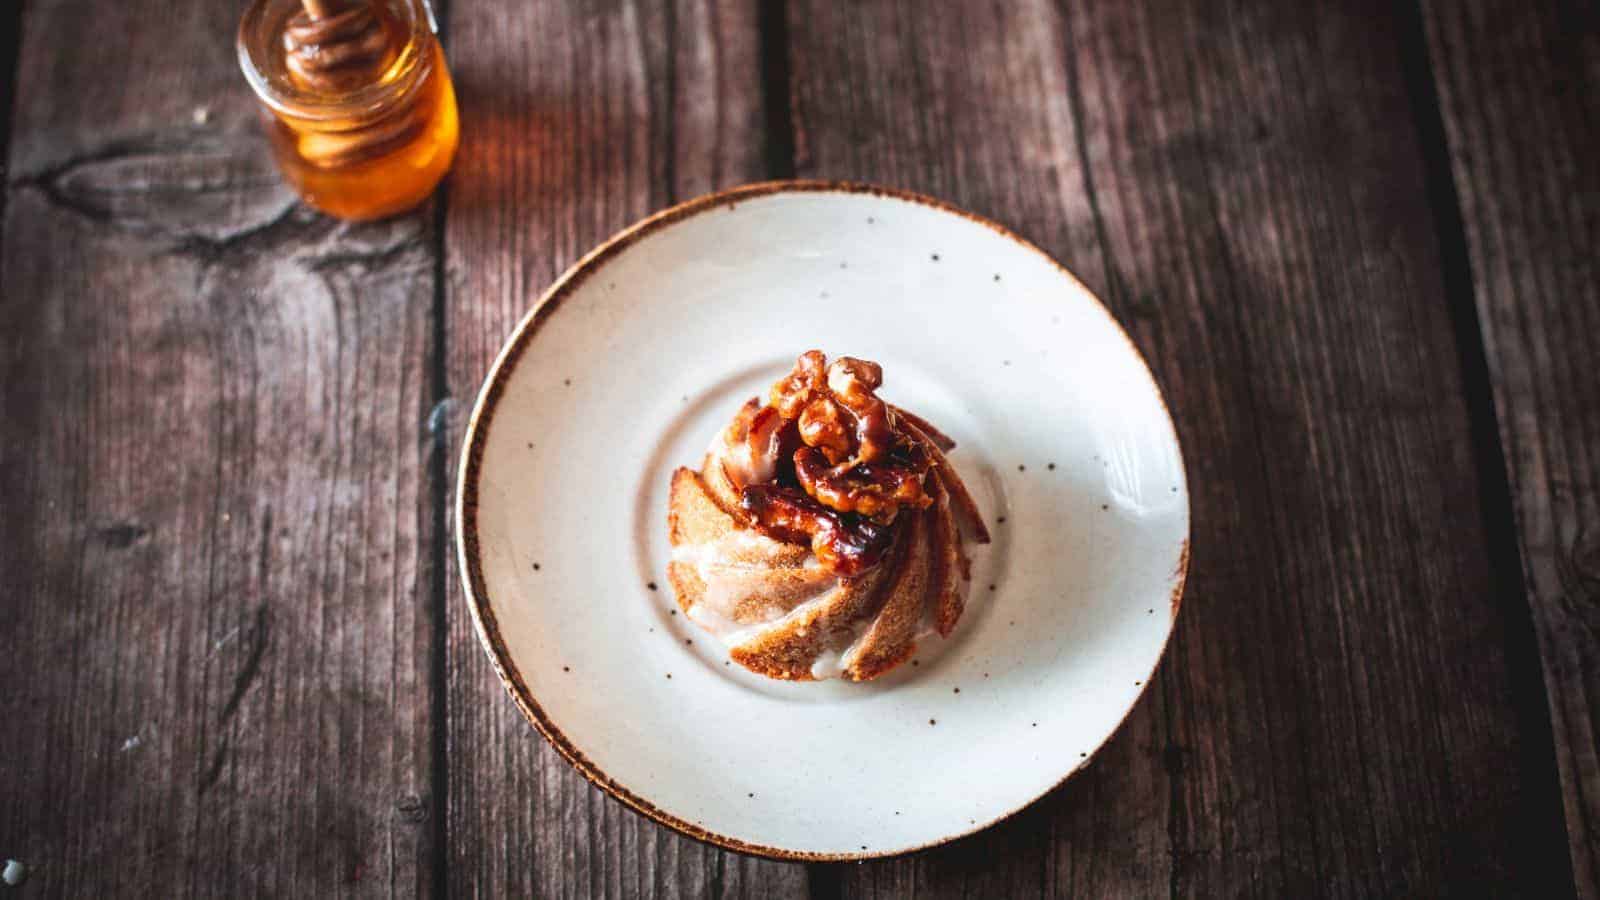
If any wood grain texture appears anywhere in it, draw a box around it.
[786,0,1573,895]
[1421,1,1600,895]
[0,0,441,896]
[440,1,805,896]
[2,0,1592,896]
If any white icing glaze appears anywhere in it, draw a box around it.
[809,614,878,679]
[675,528,840,647]
[685,601,752,643]
[699,568,788,619]
[809,646,846,679]
[693,586,839,649]
[670,529,792,567]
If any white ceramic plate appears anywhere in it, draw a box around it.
[457,182,1189,860]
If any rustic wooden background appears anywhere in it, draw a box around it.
[1,0,1595,896]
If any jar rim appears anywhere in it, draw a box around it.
[237,0,436,121]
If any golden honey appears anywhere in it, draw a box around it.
[238,0,458,221]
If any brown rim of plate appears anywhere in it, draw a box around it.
[455,179,1192,862]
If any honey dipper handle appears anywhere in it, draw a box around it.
[299,0,360,19]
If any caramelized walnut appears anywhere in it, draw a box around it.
[824,357,894,465]
[719,350,943,575]
[762,351,930,517]
[771,353,896,470]
[740,483,895,576]
[769,350,828,419]
[793,443,933,523]
[797,396,852,464]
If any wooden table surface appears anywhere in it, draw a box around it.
[2,0,1596,896]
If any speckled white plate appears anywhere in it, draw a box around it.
[457,181,1189,860]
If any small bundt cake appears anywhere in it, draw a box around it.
[667,351,990,681]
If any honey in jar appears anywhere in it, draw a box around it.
[238,0,458,221]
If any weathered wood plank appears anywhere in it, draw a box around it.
[786,0,1573,894]
[440,1,806,896]
[0,0,441,897]
[1421,1,1600,894]
[0,0,21,196]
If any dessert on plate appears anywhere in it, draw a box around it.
[667,350,991,681]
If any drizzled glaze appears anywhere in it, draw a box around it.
[722,351,939,574]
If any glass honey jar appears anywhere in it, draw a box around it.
[238,0,458,221]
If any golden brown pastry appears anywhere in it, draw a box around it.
[667,351,990,680]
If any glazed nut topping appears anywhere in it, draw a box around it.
[769,349,828,419]
[775,353,929,519]
[728,351,941,574]
[793,440,933,522]
[761,351,931,510]
[739,483,894,575]
[798,396,852,464]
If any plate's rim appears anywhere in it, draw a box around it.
[454,179,1191,862]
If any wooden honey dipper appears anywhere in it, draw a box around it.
[283,0,428,167]
[284,0,396,94]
